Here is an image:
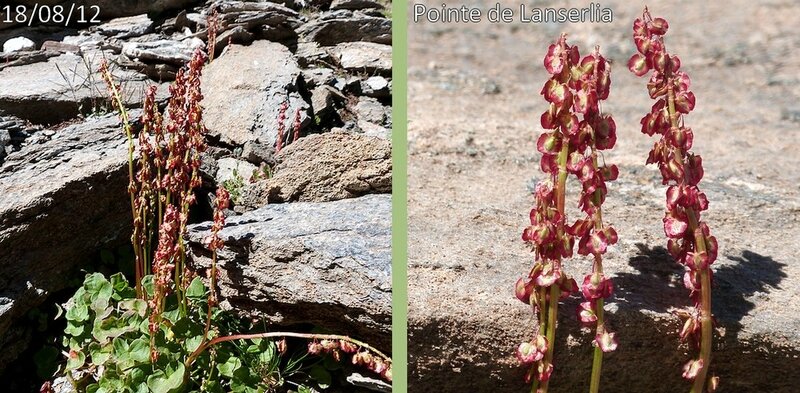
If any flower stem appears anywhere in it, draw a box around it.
[667,84,712,393]
[539,285,560,393]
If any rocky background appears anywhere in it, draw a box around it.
[0,0,392,389]
[408,0,799,392]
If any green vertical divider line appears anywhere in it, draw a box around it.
[391,0,408,391]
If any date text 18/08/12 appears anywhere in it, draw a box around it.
[2,4,101,27]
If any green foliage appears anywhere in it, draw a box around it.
[61,273,315,392]
[222,168,245,205]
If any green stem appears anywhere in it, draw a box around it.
[539,285,560,393]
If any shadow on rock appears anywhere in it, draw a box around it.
[714,250,787,340]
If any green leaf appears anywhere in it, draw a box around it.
[65,349,86,371]
[217,356,242,378]
[66,304,90,322]
[120,298,148,318]
[141,275,155,298]
[64,321,85,337]
[129,338,150,363]
[186,277,207,301]
[309,365,331,389]
[84,273,113,312]
[34,346,59,379]
[185,335,204,353]
[146,363,185,393]
[89,342,113,366]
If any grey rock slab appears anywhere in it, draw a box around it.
[354,96,389,125]
[0,52,152,124]
[94,14,154,39]
[310,85,343,117]
[330,0,385,10]
[186,194,392,350]
[121,39,203,65]
[298,14,391,46]
[213,0,301,30]
[302,67,336,89]
[201,41,309,147]
[295,42,333,67]
[0,113,132,369]
[240,131,391,206]
[2,37,35,52]
[331,42,391,75]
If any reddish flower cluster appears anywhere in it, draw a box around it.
[292,108,302,144]
[207,187,230,252]
[307,339,392,382]
[628,7,718,388]
[276,101,288,152]
[516,34,620,387]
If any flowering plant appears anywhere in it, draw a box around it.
[628,7,719,392]
[515,33,618,393]
[55,44,390,392]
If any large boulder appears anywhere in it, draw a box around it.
[240,132,391,207]
[187,194,392,350]
[298,13,391,46]
[0,113,131,369]
[201,41,309,147]
[330,42,391,75]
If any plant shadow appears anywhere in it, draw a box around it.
[614,243,788,342]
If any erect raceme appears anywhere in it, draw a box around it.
[628,7,719,392]
[516,34,619,392]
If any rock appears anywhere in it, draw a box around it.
[0,130,9,161]
[310,85,343,117]
[186,194,391,351]
[213,26,254,55]
[213,0,301,30]
[330,0,385,11]
[360,76,390,98]
[302,67,336,88]
[159,10,191,35]
[0,113,132,370]
[295,42,333,67]
[335,75,363,94]
[201,41,309,147]
[0,52,152,124]
[346,372,392,392]
[2,37,35,52]
[0,50,59,71]
[40,41,81,54]
[215,157,257,186]
[122,39,203,65]
[354,96,389,125]
[331,42,391,75]
[240,132,390,206]
[241,140,275,165]
[61,33,106,50]
[356,119,390,139]
[94,14,154,39]
[298,14,391,46]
